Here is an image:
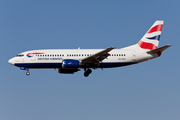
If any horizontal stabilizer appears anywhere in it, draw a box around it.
[147,45,171,54]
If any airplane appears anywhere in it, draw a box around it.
[8,21,171,77]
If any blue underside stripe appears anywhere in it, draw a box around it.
[15,62,137,68]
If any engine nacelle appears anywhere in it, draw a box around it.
[62,59,79,68]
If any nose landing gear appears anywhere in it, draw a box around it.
[20,67,30,76]
[26,71,30,76]
[25,68,30,76]
[84,68,92,77]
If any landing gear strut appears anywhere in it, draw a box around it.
[84,68,92,77]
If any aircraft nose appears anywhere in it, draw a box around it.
[8,58,15,65]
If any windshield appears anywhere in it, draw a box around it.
[16,54,24,57]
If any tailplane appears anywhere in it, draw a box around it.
[147,44,171,56]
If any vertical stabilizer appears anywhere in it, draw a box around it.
[138,21,164,50]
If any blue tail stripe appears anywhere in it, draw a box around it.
[147,35,161,41]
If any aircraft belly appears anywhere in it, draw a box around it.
[99,62,137,68]
[15,62,63,68]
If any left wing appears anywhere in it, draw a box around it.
[81,47,115,64]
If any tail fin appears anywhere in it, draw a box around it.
[138,21,164,50]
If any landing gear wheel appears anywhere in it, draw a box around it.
[26,71,30,76]
[84,68,92,77]
[87,69,92,74]
[84,72,89,77]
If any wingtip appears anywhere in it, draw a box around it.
[167,44,172,47]
[107,47,116,49]
[165,44,172,48]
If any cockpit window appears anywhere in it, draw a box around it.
[16,54,24,57]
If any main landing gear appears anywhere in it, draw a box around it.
[84,68,92,77]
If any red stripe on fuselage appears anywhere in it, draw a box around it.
[27,52,44,55]
[138,41,157,50]
[147,24,163,34]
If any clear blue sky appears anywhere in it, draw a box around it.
[0,0,179,120]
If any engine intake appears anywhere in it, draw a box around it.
[62,59,79,68]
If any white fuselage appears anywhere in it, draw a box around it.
[8,48,158,69]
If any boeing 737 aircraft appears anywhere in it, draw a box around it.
[8,21,171,77]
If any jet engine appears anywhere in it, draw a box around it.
[62,59,79,68]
